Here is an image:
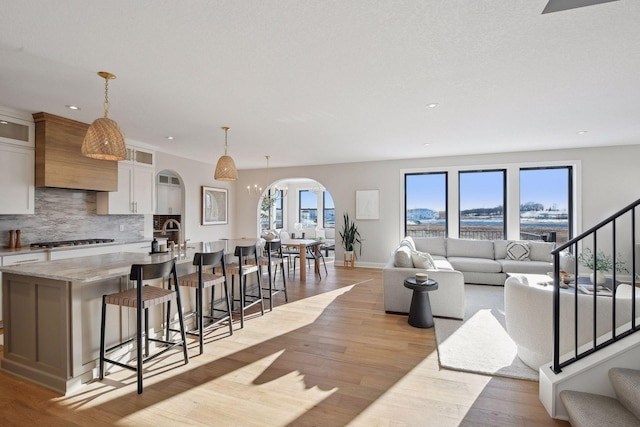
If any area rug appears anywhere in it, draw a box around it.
[433,284,538,381]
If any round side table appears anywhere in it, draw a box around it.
[403,278,439,328]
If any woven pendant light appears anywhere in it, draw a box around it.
[214,126,238,181]
[81,71,127,161]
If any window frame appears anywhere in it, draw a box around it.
[404,171,448,238]
[323,191,335,229]
[519,165,573,244]
[298,189,318,227]
[458,169,507,240]
[400,160,580,242]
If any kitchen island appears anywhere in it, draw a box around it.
[0,239,256,394]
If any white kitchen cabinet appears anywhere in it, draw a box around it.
[2,252,48,266]
[157,184,182,215]
[0,109,35,214]
[97,147,155,214]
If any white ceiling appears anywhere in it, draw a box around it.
[1,0,639,170]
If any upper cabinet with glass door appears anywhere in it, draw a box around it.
[0,107,35,214]
[156,172,182,215]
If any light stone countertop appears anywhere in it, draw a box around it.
[0,239,258,283]
[0,238,155,257]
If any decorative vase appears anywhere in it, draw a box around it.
[590,271,606,286]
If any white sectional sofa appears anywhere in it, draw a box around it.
[382,236,564,320]
[415,236,560,285]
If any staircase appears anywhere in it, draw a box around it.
[560,368,640,426]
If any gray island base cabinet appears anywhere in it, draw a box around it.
[2,272,125,394]
[0,241,253,395]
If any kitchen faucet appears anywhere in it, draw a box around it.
[161,219,182,253]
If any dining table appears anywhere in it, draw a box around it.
[279,238,323,282]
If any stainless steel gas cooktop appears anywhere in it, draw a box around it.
[30,238,115,248]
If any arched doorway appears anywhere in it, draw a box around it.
[258,177,335,257]
[154,169,185,245]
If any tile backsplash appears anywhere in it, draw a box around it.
[0,187,144,248]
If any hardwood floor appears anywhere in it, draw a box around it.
[0,263,568,426]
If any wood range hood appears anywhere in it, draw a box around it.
[33,112,118,192]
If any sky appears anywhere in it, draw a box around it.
[300,190,334,209]
[406,168,569,211]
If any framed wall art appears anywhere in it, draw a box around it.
[356,189,379,220]
[201,186,228,225]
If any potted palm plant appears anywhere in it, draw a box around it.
[339,212,361,266]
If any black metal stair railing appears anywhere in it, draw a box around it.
[550,199,640,374]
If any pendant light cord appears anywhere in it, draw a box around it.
[103,77,110,119]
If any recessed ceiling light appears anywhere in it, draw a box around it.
[424,143,431,147]
[66,105,80,110]
[166,136,174,140]
[576,130,588,135]
[0,120,8,125]
[427,103,439,108]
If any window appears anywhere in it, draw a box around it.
[520,167,572,244]
[274,190,283,229]
[323,191,335,228]
[299,190,318,227]
[459,170,506,240]
[404,172,447,238]
[260,189,284,231]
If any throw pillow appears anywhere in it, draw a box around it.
[394,246,414,268]
[506,241,530,261]
[528,240,555,262]
[411,250,437,270]
[399,236,416,251]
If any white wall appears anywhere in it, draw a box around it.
[233,144,640,267]
[153,144,640,267]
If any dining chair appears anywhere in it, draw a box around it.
[178,249,233,355]
[293,244,328,278]
[221,244,264,329]
[278,230,299,276]
[99,258,189,394]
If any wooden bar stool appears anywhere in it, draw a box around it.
[99,258,189,394]
[222,244,264,329]
[249,240,288,311]
[178,250,233,355]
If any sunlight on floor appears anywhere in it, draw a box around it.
[439,309,518,372]
[351,351,493,426]
[53,283,356,419]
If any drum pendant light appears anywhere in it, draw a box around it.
[214,126,238,181]
[81,71,127,161]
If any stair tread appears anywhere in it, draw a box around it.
[611,368,640,420]
[560,390,640,427]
